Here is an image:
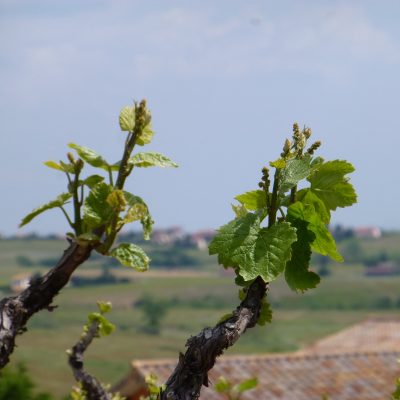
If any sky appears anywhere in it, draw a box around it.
[1,0,400,235]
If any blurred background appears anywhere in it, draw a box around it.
[1,1,400,398]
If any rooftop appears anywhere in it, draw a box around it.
[113,319,400,400]
[301,318,400,354]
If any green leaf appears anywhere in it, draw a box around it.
[235,190,267,211]
[241,222,297,282]
[308,160,357,210]
[231,203,248,218]
[288,201,343,262]
[209,215,297,282]
[119,105,135,132]
[279,157,311,195]
[136,123,154,146]
[43,160,64,171]
[270,158,286,169]
[124,192,154,240]
[97,301,112,314]
[297,189,331,224]
[82,175,104,189]
[233,377,258,394]
[285,218,320,292]
[128,152,178,168]
[257,300,273,326]
[214,377,231,393]
[209,213,260,269]
[83,183,114,229]
[68,143,110,171]
[19,193,72,227]
[88,312,116,336]
[60,161,75,174]
[123,203,148,223]
[110,243,150,271]
[141,214,154,241]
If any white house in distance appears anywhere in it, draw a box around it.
[352,226,382,239]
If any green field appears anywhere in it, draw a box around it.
[1,237,400,397]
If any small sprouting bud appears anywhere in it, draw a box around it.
[140,99,147,109]
[262,167,269,174]
[292,123,301,148]
[303,127,312,139]
[307,140,322,155]
[76,159,84,171]
[67,152,75,164]
[283,138,291,154]
[258,182,264,189]
[298,133,306,150]
[135,99,151,129]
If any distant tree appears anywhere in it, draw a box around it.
[0,363,54,400]
[135,295,169,335]
[15,255,35,267]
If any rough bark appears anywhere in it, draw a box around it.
[160,276,267,400]
[0,241,92,368]
[69,320,112,400]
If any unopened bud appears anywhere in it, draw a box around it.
[67,152,75,164]
[307,140,322,155]
[283,138,291,153]
[303,127,312,139]
[76,159,84,170]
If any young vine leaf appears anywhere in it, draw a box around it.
[19,100,175,274]
[19,193,72,227]
[110,243,150,271]
[308,160,356,210]
[235,190,267,211]
[128,152,178,168]
[209,123,357,299]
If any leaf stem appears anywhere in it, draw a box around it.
[65,172,72,186]
[108,167,114,187]
[115,132,137,190]
[268,170,280,227]
[73,170,82,235]
[59,206,74,230]
[290,185,297,204]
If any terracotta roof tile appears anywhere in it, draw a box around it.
[128,351,400,400]
[113,320,400,400]
[301,318,400,354]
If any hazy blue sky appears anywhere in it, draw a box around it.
[1,0,400,235]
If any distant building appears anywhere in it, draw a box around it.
[352,226,382,239]
[151,227,184,245]
[112,319,400,400]
[187,229,215,250]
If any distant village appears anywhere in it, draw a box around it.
[0,224,387,248]
[4,225,400,294]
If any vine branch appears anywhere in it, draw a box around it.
[68,319,112,400]
[160,277,267,400]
